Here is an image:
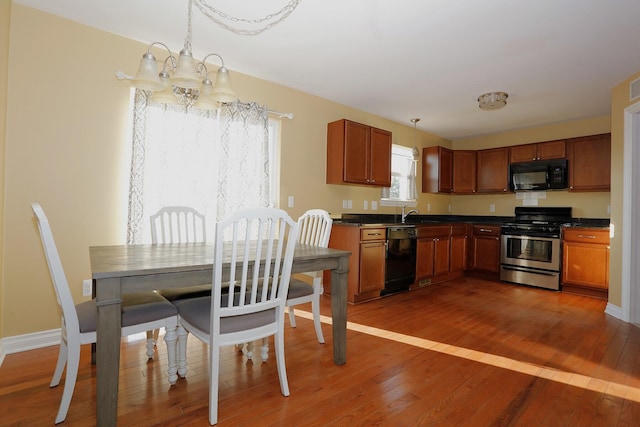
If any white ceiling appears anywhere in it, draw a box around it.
[15,0,640,139]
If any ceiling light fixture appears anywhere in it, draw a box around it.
[478,92,509,110]
[411,118,421,160]
[115,0,237,110]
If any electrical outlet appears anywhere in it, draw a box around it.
[82,279,92,297]
[363,200,368,210]
[287,195,294,208]
[490,204,495,213]
[371,201,378,210]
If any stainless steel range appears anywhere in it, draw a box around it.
[500,207,572,290]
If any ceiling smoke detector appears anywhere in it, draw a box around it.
[478,92,508,110]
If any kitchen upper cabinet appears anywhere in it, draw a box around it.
[562,227,609,299]
[509,140,566,163]
[453,150,477,194]
[422,146,453,193]
[470,225,501,276]
[476,147,510,193]
[324,224,385,304]
[567,133,611,192]
[326,119,392,187]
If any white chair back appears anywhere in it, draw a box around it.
[297,209,332,248]
[150,206,206,244]
[31,203,80,334]
[212,208,298,334]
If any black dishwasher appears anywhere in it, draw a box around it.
[382,226,417,296]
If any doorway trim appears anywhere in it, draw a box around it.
[621,101,640,323]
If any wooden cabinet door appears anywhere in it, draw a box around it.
[562,242,609,289]
[537,140,566,160]
[416,238,435,279]
[422,146,452,193]
[359,241,386,294]
[477,147,509,193]
[567,133,611,191]
[471,225,501,274]
[450,234,466,273]
[369,127,392,187]
[453,150,477,193]
[509,144,538,163]
[342,120,370,184]
[433,237,450,276]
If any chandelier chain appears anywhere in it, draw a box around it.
[193,0,302,35]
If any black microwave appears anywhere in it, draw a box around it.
[508,159,568,191]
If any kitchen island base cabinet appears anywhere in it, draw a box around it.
[562,228,609,299]
[324,225,386,304]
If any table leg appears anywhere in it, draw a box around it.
[96,277,122,427]
[330,255,349,365]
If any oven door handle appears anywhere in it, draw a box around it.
[501,265,559,276]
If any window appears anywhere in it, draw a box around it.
[381,145,417,206]
[126,91,279,243]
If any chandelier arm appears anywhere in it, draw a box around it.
[197,53,225,79]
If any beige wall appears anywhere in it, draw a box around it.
[1,5,451,338]
[608,71,640,307]
[0,0,11,338]
[0,4,628,339]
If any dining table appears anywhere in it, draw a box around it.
[90,242,351,426]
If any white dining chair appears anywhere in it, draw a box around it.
[174,207,298,425]
[147,206,211,349]
[31,203,180,424]
[286,209,333,343]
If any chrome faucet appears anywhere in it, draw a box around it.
[401,205,419,224]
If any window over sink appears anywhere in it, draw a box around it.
[381,145,417,207]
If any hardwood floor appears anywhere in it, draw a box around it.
[2,277,640,426]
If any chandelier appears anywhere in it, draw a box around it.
[118,0,239,110]
[478,92,509,110]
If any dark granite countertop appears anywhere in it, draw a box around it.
[334,213,610,228]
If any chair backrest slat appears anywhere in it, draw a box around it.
[298,209,332,248]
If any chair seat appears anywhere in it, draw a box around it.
[175,296,276,335]
[287,279,314,299]
[158,285,211,302]
[75,292,178,333]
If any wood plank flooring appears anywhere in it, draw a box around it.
[2,277,640,426]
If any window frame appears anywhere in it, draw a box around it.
[380,144,418,208]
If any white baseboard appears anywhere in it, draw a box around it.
[0,329,61,367]
[605,302,623,320]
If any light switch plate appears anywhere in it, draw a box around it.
[363,200,368,210]
[371,201,378,210]
[287,195,294,208]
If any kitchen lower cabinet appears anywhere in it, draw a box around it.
[562,227,609,299]
[450,224,468,273]
[415,224,465,288]
[470,224,501,277]
[324,224,386,304]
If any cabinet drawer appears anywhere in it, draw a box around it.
[417,225,451,238]
[563,228,609,245]
[472,225,501,236]
[360,228,386,241]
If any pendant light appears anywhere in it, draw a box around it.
[411,118,421,161]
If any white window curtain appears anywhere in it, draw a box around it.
[127,90,272,243]
[382,145,417,203]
